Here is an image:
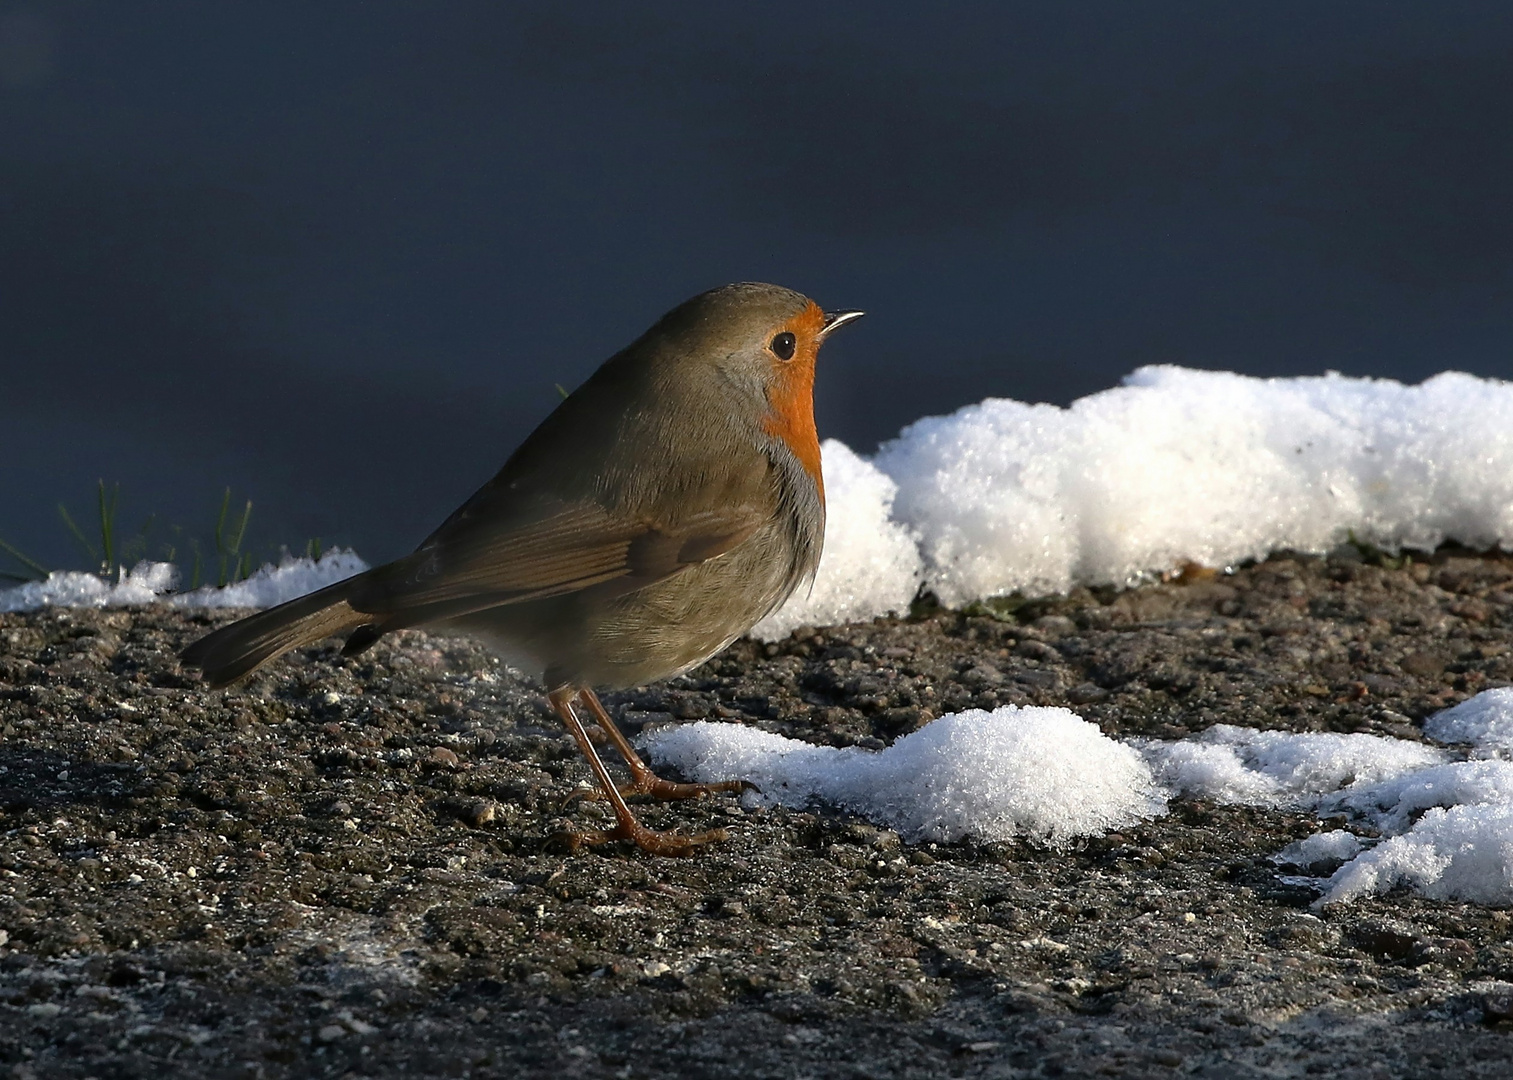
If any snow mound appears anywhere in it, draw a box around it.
[171,550,367,609]
[0,562,180,612]
[1222,693,1513,906]
[1325,759,1513,833]
[1276,830,1365,869]
[1322,803,1513,907]
[1138,724,1447,807]
[875,367,1513,605]
[0,550,366,613]
[1425,687,1513,756]
[642,706,1165,847]
[753,440,922,640]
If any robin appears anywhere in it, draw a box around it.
[181,282,863,855]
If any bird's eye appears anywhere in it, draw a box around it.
[770,331,797,361]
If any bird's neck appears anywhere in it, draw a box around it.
[762,386,823,502]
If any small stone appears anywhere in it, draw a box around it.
[1483,990,1513,1022]
[1066,682,1110,705]
[1399,650,1447,678]
[1016,640,1061,662]
[1033,615,1077,635]
[461,800,496,827]
[317,1023,345,1042]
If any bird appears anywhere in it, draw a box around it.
[180,282,864,855]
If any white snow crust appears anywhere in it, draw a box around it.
[0,561,181,612]
[647,699,1513,907]
[0,551,366,613]
[876,367,1513,605]
[170,550,367,609]
[1138,725,1447,808]
[1424,686,1513,756]
[1322,804,1513,907]
[1276,830,1365,869]
[643,706,1166,847]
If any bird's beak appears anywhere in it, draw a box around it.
[820,309,865,338]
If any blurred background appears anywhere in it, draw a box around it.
[4,1,1512,572]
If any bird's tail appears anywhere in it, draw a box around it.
[179,578,370,688]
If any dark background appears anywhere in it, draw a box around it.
[4,1,1512,572]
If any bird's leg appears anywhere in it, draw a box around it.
[548,687,726,856]
[578,688,752,801]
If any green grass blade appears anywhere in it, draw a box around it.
[213,488,231,554]
[225,499,252,557]
[97,480,120,571]
[0,536,49,580]
[57,503,98,565]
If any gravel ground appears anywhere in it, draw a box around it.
[4,547,1513,1078]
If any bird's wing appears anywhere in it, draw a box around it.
[348,499,765,622]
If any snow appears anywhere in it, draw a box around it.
[0,550,366,613]
[1138,724,1447,808]
[1322,804,1513,907]
[648,702,1513,907]
[0,561,180,612]
[1424,686,1513,756]
[1276,830,1365,870]
[170,550,367,609]
[753,440,922,640]
[1310,750,1513,904]
[643,706,1166,847]
[875,367,1513,606]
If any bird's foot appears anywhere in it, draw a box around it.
[564,774,753,805]
[567,820,729,857]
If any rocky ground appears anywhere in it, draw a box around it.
[3,547,1513,1078]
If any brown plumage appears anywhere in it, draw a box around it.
[180,282,863,854]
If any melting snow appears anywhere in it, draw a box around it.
[1138,724,1447,807]
[0,550,366,613]
[1424,687,1513,756]
[644,706,1165,847]
[648,695,1513,907]
[874,366,1513,605]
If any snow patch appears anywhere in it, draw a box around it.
[1425,687,1513,756]
[171,550,367,609]
[0,561,179,612]
[1138,724,1447,807]
[643,706,1165,847]
[875,367,1513,605]
[1276,830,1365,869]
[0,550,366,613]
[1322,804,1513,907]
